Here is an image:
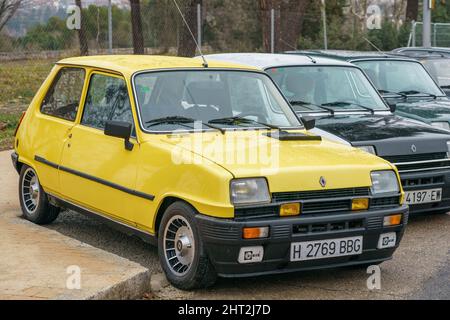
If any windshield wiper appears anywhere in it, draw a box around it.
[146,116,225,134]
[378,89,407,98]
[208,116,286,132]
[398,90,437,99]
[321,101,376,115]
[290,100,336,115]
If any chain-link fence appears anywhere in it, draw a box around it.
[410,21,450,47]
[0,0,418,61]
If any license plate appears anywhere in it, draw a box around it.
[405,188,442,205]
[290,236,363,262]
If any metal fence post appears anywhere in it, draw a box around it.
[197,3,202,49]
[411,21,416,47]
[108,0,112,54]
[433,23,437,47]
[271,9,275,53]
[321,0,327,50]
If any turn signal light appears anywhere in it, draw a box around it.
[383,214,402,226]
[243,227,269,239]
[280,203,301,217]
[352,198,369,211]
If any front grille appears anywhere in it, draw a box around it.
[235,187,399,220]
[293,219,364,234]
[272,187,370,202]
[383,152,447,163]
[234,206,278,220]
[371,196,400,208]
[383,153,450,173]
[402,176,444,187]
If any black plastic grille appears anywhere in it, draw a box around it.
[371,196,400,208]
[383,153,450,173]
[272,187,370,203]
[293,219,364,234]
[383,152,447,163]
[402,176,444,187]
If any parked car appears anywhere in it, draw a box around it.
[393,49,450,97]
[288,50,450,130]
[207,53,450,215]
[12,55,408,290]
[392,46,450,58]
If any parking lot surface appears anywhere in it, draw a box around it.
[1,151,449,299]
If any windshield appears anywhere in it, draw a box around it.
[266,66,388,113]
[421,58,450,87]
[133,70,301,132]
[354,60,444,96]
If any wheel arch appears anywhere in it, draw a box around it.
[153,196,199,238]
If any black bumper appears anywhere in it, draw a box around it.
[11,151,19,173]
[400,169,450,214]
[196,205,408,277]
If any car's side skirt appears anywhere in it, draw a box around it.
[47,193,157,246]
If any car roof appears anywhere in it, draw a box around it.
[57,55,258,77]
[203,53,354,69]
[286,50,414,62]
[394,46,450,54]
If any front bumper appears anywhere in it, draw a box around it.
[196,205,408,277]
[400,169,450,214]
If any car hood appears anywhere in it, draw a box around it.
[312,113,450,156]
[394,98,450,122]
[152,130,393,192]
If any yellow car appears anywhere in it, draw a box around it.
[12,55,408,290]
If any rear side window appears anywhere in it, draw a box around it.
[81,73,133,130]
[41,67,85,121]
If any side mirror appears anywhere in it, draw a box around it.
[104,120,134,151]
[388,103,397,113]
[302,116,316,130]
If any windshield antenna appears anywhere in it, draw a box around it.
[363,37,384,54]
[172,0,208,68]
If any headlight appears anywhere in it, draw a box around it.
[230,178,270,205]
[357,145,376,155]
[371,170,400,195]
[431,122,450,130]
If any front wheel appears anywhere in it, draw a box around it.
[158,202,216,290]
[19,165,60,225]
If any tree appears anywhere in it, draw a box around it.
[177,0,202,57]
[130,0,144,54]
[259,0,311,52]
[0,0,22,32]
[75,0,88,55]
[406,0,419,22]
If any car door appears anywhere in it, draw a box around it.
[33,67,86,195]
[59,71,140,225]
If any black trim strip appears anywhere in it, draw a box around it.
[34,155,155,201]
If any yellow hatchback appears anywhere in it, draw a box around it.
[12,55,408,289]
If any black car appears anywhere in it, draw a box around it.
[207,53,450,215]
[393,48,450,97]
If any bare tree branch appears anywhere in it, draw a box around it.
[0,0,23,32]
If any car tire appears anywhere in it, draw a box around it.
[158,201,217,290]
[19,165,60,225]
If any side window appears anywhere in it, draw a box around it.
[41,68,85,121]
[81,74,133,130]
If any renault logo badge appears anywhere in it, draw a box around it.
[319,176,326,188]
[411,144,417,153]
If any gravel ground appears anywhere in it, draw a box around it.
[46,210,450,300]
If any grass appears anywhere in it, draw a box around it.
[0,59,54,150]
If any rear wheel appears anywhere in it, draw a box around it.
[19,165,60,225]
[158,202,216,290]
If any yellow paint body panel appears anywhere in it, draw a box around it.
[15,55,403,236]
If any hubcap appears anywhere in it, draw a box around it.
[163,215,195,276]
[22,168,39,214]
